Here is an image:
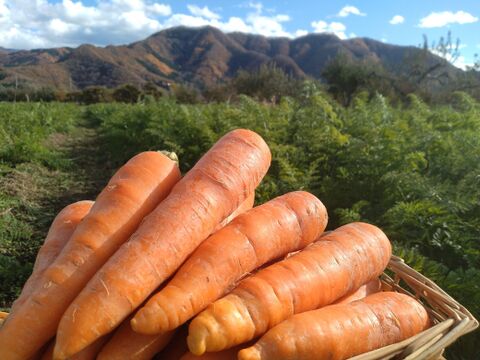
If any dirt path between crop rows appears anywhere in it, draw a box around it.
[51,124,114,208]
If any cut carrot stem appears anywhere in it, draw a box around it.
[0,151,181,360]
[132,191,327,334]
[54,129,271,359]
[238,292,430,360]
[188,222,392,355]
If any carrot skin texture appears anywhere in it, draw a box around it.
[187,222,392,355]
[214,192,255,232]
[54,129,271,359]
[238,292,431,360]
[97,318,174,360]
[41,337,108,360]
[132,191,327,334]
[10,200,94,313]
[180,340,256,360]
[0,151,181,360]
[180,346,244,360]
[333,278,382,305]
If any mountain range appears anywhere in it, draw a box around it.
[0,26,468,91]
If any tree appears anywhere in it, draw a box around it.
[232,64,302,103]
[112,84,141,103]
[79,86,111,104]
[172,84,200,104]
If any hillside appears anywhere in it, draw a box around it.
[0,26,468,90]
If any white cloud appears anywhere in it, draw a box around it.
[430,48,474,70]
[311,20,347,39]
[389,15,404,25]
[0,0,303,49]
[187,5,220,20]
[295,29,308,37]
[452,56,473,70]
[149,3,172,16]
[338,5,365,17]
[419,11,478,28]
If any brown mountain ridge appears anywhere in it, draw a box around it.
[0,25,466,91]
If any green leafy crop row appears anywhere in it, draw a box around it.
[0,89,478,358]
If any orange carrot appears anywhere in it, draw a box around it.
[97,317,174,360]
[155,325,189,360]
[54,129,271,359]
[41,337,108,360]
[0,312,8,326]
[188,222,392,355]
[10,201,94,313]
[180,346,246,360]
[214,192,255,232]
[238,292,430,360]
[179,340,256,360]
[333,278,382,305]
[132,191,327,334]
[0,151,181,360]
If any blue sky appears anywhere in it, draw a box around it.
[0,1,479,68]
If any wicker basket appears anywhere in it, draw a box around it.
[350,255,479,360]
[0,256,477,359]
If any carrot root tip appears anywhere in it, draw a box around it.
[187,329,208,356]
[131,306,169,334]
[238,347,262,360]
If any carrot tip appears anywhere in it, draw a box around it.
[131,306,170,334]
[238,347,261,360]
[186,329,208,356]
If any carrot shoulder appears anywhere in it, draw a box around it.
[188,222,392,355]
[0,151,181,360]
[238,292,430,360]
[54,129,271,359]
[10,200,94,313]
[131,191,327,334]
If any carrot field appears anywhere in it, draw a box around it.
[1,90,479,358]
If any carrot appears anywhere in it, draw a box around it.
[0,151,181,360]
[54,129,271,359]
[0,312,8,327]
[97,316,175,360]
[179,340,256,360]
[187,222,392,355]
[214,192,255,232]
[41,337,108,360]
[238,292,431,360]
[10,200,94,313]
[155,325,189,360]
[180,346,246,360]
[333,278,382,305]
[132,191,327,334]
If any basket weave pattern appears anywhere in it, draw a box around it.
[350,255,479,360]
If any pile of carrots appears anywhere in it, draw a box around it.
[0,129,431,360]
